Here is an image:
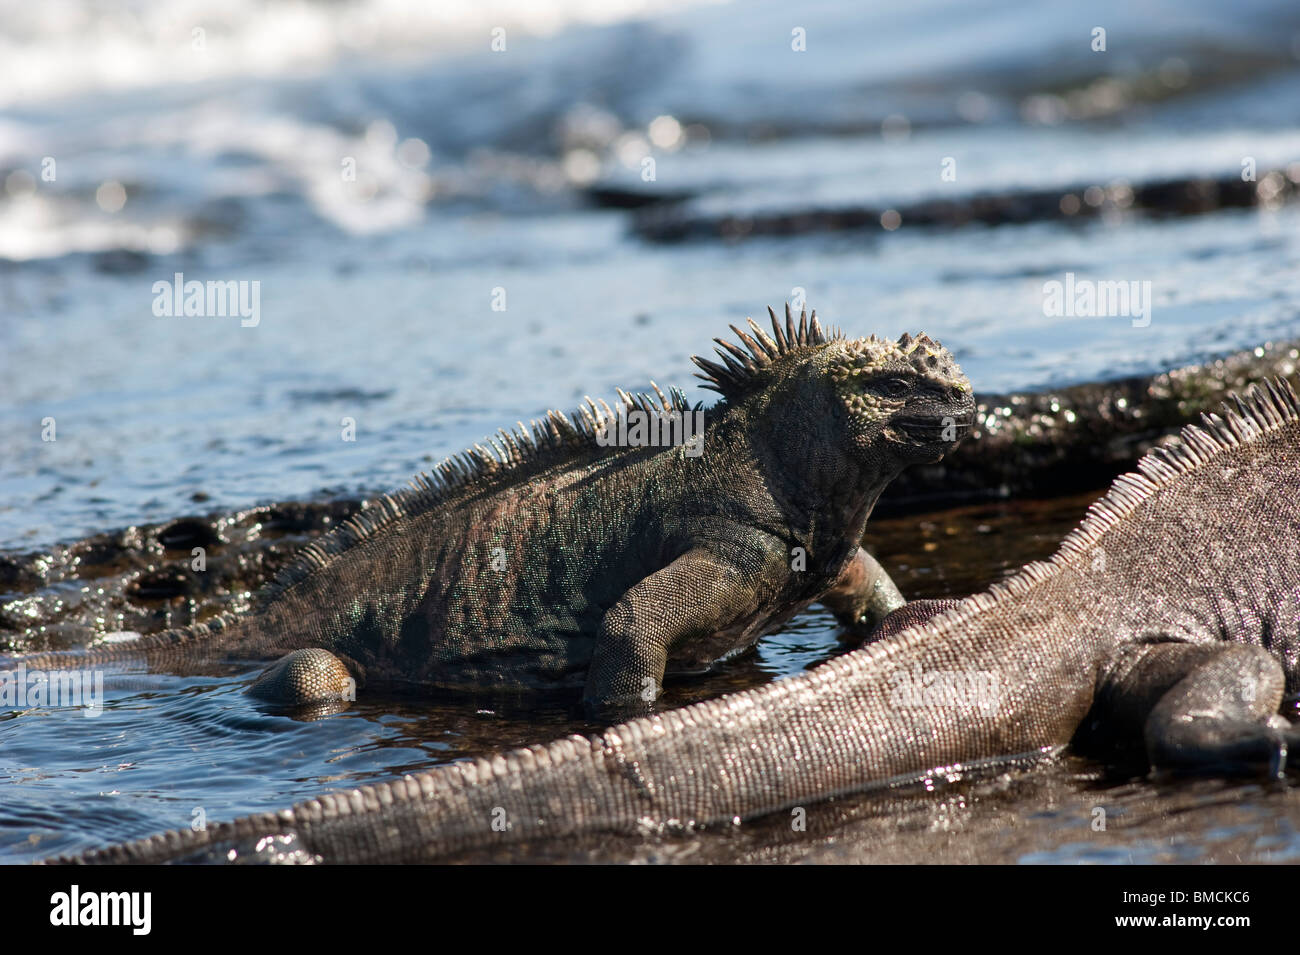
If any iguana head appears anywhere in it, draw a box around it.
[823,330,974,464]
[692,304,974,468]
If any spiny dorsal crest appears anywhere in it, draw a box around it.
[693,304,969,401]
[259,383,695,602]
[691,302,838,398]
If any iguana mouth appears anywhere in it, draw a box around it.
[891,414,972,444]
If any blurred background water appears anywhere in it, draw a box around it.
[2,0,1300,863]
[3,0,1300,550]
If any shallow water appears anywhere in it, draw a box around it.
[3,0,1300,862]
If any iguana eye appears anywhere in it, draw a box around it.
[870,377,911,399]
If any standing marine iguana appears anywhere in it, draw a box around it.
[59,378,1300,865]
[6,306,974,715]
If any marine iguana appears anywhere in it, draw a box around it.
[4,306,974,715]
[58,378,1300,864]
[7,336,1298,649]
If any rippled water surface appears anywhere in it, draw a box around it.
[3,0,1300,862]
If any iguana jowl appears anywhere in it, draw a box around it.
[7,306,974,714]
[57,378,1300,864]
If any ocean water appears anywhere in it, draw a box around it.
[2,0,1300,863]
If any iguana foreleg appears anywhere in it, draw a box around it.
[818,547,906,631]
[1101,642,1295,776]
[584,547,770,719]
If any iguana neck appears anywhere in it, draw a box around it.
[707,395,899,550]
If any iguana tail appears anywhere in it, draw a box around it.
[55,599,1088,862]
[2,611,258,672]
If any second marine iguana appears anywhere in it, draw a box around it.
[5,306,974,715]
[58,378,1300,865]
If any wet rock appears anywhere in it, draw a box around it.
[127,567,204,601]
[634,170,1300,243]
[91,248,151,274]
[157,518,222,551]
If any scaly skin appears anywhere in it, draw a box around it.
[3,305,973,716]
[57,379,1300,864]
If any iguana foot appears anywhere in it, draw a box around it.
[1119,642,1296,778]
[1150,716,1296,780]
[247,648,356,706]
